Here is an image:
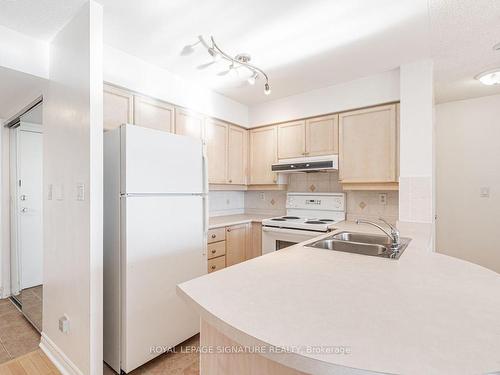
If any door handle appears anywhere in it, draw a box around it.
[20,207,28,213]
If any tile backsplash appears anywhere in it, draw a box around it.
[209,172,399,223]
[209,191,245,216]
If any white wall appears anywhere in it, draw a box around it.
[399,60,434,224]
[41,2,103,375]
[0,124,9,298]
[103,46,249,126]
[436,94,500,274]
[0,25,49,79]
[248,69,400,126]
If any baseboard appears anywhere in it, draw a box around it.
[40,333,84,375]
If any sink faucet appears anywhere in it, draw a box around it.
[355,218,401,254]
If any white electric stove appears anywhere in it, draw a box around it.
[261,193,346,254]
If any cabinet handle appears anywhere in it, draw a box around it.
[273,179,277,183]
[211,234,216,239]
[211,265,216,270]
[211,249,216,254]
[228,179,232,183]
[227,228,231,232]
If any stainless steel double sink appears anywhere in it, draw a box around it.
[306,231,411,259]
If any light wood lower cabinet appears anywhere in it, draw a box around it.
[339,104,398,189]
[208,256,226,273]
[134,95,174,132]
[226,223,248,267]
[207,222,261,272]
[103,84,133,131]
[246,223,262,260]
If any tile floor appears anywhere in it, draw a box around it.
[103,334,200,374]
[0,298,41,365]
[0,349,60,375]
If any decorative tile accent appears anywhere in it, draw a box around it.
[270,199,275,205]
[309,184,316,192]
[359,201,367,210]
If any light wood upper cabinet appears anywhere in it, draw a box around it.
[103,84,133,131]
[249,126,278,185]
[228,125,248,185]
[175,108,204,139]
[338,104,397,184]
[134,95,174,132]
[226,223,248,267]
[305,114,338,156]
[278,120,306,159]
[206,118,228,184]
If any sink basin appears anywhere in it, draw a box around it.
[306,231,411,259]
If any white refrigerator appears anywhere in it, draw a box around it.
[103,125,208,373]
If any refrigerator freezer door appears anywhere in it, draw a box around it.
[121,125,204,194]
[121,195,206,373]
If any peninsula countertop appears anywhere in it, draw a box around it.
[178,221,500,375]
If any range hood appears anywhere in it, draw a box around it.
[272,155,338,173]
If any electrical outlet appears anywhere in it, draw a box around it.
[480,187,490,198]
[226,199,230,205]
[259,192,265,201]
[47,184,53,200]
[59,315,70,334]
[76,183,85,201]
[378,193,387,205]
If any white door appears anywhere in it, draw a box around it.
[122,195,206,373]
[122,125,204,194]
[18,128,43,289]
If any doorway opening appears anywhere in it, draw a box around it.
[0,101,43,365]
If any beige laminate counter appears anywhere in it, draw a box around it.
[208,214,274,229]
[178,221,500,375]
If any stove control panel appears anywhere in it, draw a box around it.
[286,193,345,211]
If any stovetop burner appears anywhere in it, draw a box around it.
[319,219,334,222]
[304,220,326,224]
[282,216,300,219]
[271,218,286,221]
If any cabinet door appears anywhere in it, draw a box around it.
[277,120,306,159]
[339,104,397,183]
[205,118,228,184]
[227,125,248,185]
[226,224,248,267]
[246,222,262,260]
[306,114,338,156]
[103,84,133,131]
[175,108,204,139]
[134,95,174,132]
[249,126,278,184]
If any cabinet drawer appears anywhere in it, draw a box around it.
[208,227,226,243]
[207,241,226,259]
[208,256,226,273]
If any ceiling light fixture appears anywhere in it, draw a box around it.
[190,36,271,96]
[475,68,500,86]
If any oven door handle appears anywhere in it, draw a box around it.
[262,226,328,236]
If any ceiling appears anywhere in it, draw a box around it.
[0,0,499,105]
[0,67,46,120]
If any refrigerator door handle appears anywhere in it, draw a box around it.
[201,141,209,258]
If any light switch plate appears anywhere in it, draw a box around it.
[76,183,85,201]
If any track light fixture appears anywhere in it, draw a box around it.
[185,35,271,96]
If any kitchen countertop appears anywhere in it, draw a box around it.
[178,221,500,375]
[208,214,274,229]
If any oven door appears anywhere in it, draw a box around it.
[261,226,325,254]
